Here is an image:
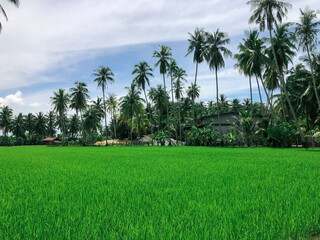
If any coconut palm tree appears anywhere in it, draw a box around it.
[69,114,80,138]
[46,111,56,137]
[51,89,69,138]
[293,8,320,108]
[120,83,144,141]
[167,59,179,140]
[93,66,114,146]
[186,83,200,102]
[25,113,35,141]
[132,61,154,132]
[11,113,24,139]
[0,106,12,136]
[234,37,254,106]
[149,85,169,131]
[70,82,90,119]
[131,113,150,138]
[174,68,187,141]
[106,94,118,139]
[153,45,172,126]
[204,29,232,135]
[83,106,103,137]
[186,28,206,123]
[247,0,303,140]
[34,112,47,137]
[0,0,19,33]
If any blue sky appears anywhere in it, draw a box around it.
[0,0,318,115]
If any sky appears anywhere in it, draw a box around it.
[0,0,319,115]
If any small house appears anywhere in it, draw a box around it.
[42,137,61,145]
[197,112,239,134]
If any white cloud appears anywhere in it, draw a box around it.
[0,91,25,107]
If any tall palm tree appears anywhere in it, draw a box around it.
[245,30,275,115]
[70,82,90,119]
[153,45,172,126]
[293,8,320,108]
[174,68,187,141]
[186,28,206,123]
[0,0,19,33]
[34,112,47,137]
[167,59,179,140]
[106,94,118,139]
[0,106,12,136]
[93,66,114,146]
[51,89,69,138]
[120,83,144,141]
[132,61,154,133]
[204,29,232,135]
[247,0,303,140]
[234,36,254,106]
[25,113,35,141]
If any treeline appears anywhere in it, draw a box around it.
[0,0,319,147]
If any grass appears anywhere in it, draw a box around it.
[0,146,319,239]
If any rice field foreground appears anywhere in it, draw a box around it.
[0,147,319,239]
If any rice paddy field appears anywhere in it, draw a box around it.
[0,146,319,239]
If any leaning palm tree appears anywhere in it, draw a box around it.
[0,105,12,136]
[186,27,206,123]
[247,0,303,140]
[51,89,69,139]
[204,29,232,134]
[93,66,114,146]
[152,45,172,126]
[293,8,320,108]
[0,0,19,33]
[132,61,154,132]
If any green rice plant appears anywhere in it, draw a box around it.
[0,146,319,239]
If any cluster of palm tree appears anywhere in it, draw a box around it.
[1,0,319,146]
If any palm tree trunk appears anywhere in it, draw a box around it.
[269,29,303,141]
[255,75,263,105]
[102,88,109,146]
[113,110,117,139]
[193,62,199,124]
[215,68,222,137]
[259,75,275,118]
[131,105,133,141]
[170,73,178,141]
[178,100,182,143]
[144,89,153,134]
[249,76,253,106]
[306,45,320,108]
[162,73,169,128]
